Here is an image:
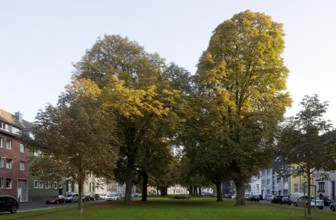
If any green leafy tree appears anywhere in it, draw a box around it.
[74,35,180,205]
[26,79,118,215]
[277,94,333,219]
[194,10,291,205]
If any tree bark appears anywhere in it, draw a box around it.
[78,181,84,216]
[215,182,223,202]
[234,180,246,206]
[306,164,312,219]
[160,186,168,196]
[188,186,192,196]
[124,158,134,205]
[141,171,148,202]
[199,187,202,197]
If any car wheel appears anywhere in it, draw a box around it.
[10,206,17,213]
[319,206,323,210]
[331,205,335,211]
[56,201,59,204]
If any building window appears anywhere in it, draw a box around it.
[0,137,3,148]
[267,179,271,186]
[0,157,4,168]
[6,140,12,150]
[89,182,95,192]
[53,182,58,189]
[34,180,38,188]
[294,183,299,193]
[20,161,25,171]
[6,179,12,189]
[45,182,50,189]
[0,178,3,189]
[20,144,25,153]
[6,159,12,169]
[39,181,44,189]
[318,182,325,193]
[0,122,6,130]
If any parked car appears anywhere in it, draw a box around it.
[46,195,65,204]
[293,196,324,209]
[330,201,336,211]
[323,198,334,206]
[132,193,141,198]
[100,194,107,200]
[223,194,232,198]
[265,194,275,201]
[0,195,19,213]
[271,195,292,205]
[82,195,94,202]
[248,195,262,202]
[65,192,79,203]
[105,193,121,201]
[289,193,304,202]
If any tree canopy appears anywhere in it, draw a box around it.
[26,79,118,215]
[74,35,182,204]
[277,94,333,218]
[192,10,292,205]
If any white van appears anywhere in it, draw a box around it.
[289,193,304,202]
[65,192,79,203]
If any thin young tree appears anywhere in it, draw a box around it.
[277,94,333,219]
[27,79,118,215]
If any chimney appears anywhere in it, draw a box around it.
[15,112,23,123]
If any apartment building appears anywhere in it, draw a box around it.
[0,110,31,202]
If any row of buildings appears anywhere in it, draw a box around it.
[244,158,336,200]
[0,108,138,203]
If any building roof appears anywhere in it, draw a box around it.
[0,108,33,130]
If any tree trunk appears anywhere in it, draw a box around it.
[188,186,192,196]
[199,187,202,197]
[235,180,246,206]
[215,182,223,202]
[124,159,134,205]
[306,165,312,219]
[141,171,148,202]
[160,186,168,196]
[78,181,84,215]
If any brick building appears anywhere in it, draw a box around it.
[0,109,31,202]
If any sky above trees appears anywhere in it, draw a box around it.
[1,0,336,125]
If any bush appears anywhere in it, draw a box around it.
[169,195,191,200]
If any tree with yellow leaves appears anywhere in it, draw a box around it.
[194,10,292,205]
[74,35,182,204]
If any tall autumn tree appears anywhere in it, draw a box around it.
[27,79,118,215]
[277,94,333,219]
[73,35,180,205]
[194,10,291,205]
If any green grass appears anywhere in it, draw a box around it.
[2,197,336,220]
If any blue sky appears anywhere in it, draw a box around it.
[1,0,336,125]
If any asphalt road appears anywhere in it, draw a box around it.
[19,199,105,212]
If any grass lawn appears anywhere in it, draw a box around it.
[1,197,336,220]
